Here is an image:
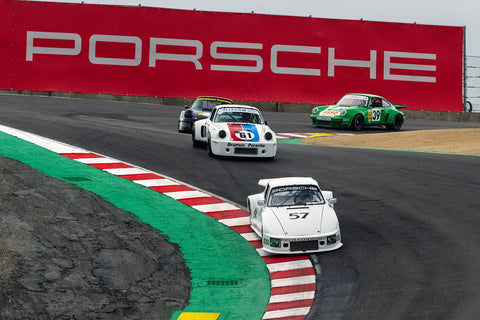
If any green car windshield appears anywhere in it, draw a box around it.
[337,95,369,107]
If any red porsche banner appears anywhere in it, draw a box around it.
[0,0,465,111]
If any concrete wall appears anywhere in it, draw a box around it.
[3,90,480,123]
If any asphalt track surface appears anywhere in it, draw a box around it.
[1,93,480,320]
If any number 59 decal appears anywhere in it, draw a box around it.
[289,212,310,219]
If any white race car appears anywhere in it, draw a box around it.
[192,104,277,158]
[248,177,342,254]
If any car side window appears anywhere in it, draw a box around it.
[382,99,389,107]
[209,108,217,121]
[264,185,270,202]
[371,98,382,108]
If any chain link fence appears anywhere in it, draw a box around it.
[465,55,480,112]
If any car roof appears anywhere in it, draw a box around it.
[214,104,260,111]
[259,177,319,188]
[196,96,233,103]
[347,93,385,100]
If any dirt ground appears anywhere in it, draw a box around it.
[302,128,480,155]
[0,156,190,320]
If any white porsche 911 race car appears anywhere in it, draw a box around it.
[192,104,277,158]
[248,177,342,254]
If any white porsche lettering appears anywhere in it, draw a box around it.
[26,31,81,61]
[25,31,438,82]
[384,51,436,83]
[149,38,203,69]
[271,44,321,76]
[328,48,377,79]
[89,35,142,66]
[210,41,263,73]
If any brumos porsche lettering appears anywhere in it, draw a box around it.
[226,142,266,148]
[26,31,437,82]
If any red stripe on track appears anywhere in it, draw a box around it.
[270,268,315,280]
[89,163,133,169]
[263,256,310,265]
[60,152,102,159]
[119,173,164,180]
[271,283,316,296]
[230,225,254,234]
[205,209,249,220]
[149,185,194,193]
[249,240,263,249]
[179,197,224,206]
[266,299,314,312]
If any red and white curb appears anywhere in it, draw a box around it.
[1,125,317,320]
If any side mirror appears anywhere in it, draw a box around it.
[184,109,193,118]
[328,198,337,208]
[257,199,266,207]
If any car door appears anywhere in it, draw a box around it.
[367,97,385,125]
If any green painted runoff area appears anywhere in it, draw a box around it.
[0,131,270,320]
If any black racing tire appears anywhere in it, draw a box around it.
[192,127,202,148]
[207,138,215,157]
[350,114,364,131]
[387,114,404,131]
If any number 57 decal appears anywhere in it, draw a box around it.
[289,212,310,219]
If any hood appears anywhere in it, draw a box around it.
[264,204,339,237]
[192,110,211,118]
[319,106,349,117]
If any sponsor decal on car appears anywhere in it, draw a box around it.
[227,124,260,142]
[320,110,340,117]
[218,108,260,115]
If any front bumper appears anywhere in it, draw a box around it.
[210,139,276,158]
[178,119,194,132]
[311,115,350,128]
[262,231,342,254]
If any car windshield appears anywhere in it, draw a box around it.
[214,108,263,124]
[337,95,369,107]
[268,185,324,207]
[191,99,231,111]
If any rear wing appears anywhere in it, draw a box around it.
[393,104,407,109]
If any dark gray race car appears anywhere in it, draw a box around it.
[178,96,233,133]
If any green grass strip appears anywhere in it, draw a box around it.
[0,131,270,320]
[277,137,308,145]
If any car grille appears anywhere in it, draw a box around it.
[290,240,318,252]
[234,148,258,155]
[316,120,331,127]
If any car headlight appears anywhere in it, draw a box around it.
[327,234,337,245]
[312,107,318,114]
[340,110,347,116]
[265,132,273,140]
[270,238,281,248]
[218,130,226,138]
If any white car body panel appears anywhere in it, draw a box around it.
[248,177,342,254]
[192,105,277,158]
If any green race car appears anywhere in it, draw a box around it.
[311,93,406,131]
